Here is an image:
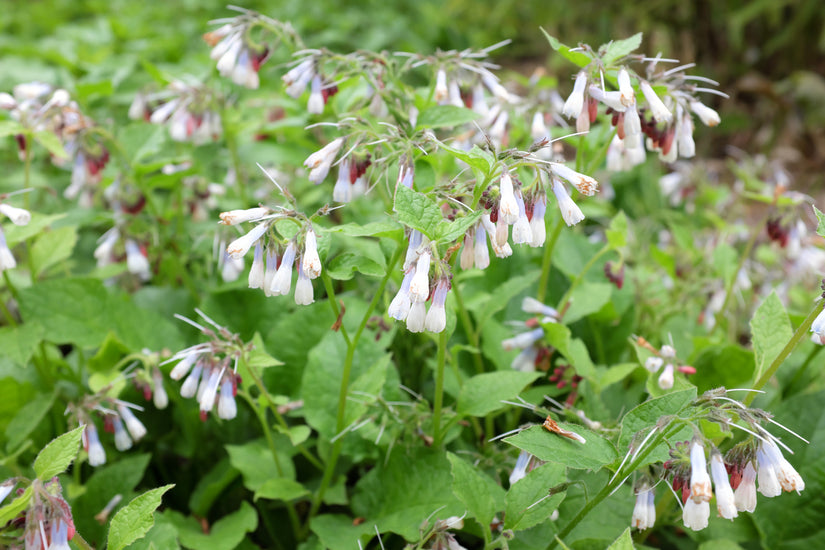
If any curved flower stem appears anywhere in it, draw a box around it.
[321,271,351,346]
[432,330,448,447]
[537,217,564,303]
[304,245,403,534]
[744,301,821,406]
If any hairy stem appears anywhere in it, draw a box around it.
[537,217,564,303]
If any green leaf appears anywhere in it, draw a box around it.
[435,210,484,244]
[393,184,443,240]
[691,345,754,393]
[247,332,283,369]
[505,462,566,531]
[447,452,505,529]
[5,392,53,452]
[5,213,66,247]
[31,226,78,277]
[107,484,174,550]
[17,278,183,350]
[254,478,309,502]
[72,454,152,544]
[605,527,635,550]
[606,211,628,249]
[274,424,311,446]
[310,514,374,550]
[162,501,258,550]
[417,105,480,129]
[814,205,825,237]
[457,371,542,417]
[326,252,386,280]
[188,458,239,517]
[436,142,495,173]
[749,291,793,381]
[33,425,84,480]
[597,363,640,389]
[33,130,69,160]
[329,221,403,238]
[0,120,25,138]
[0,486,32,526]
[564,282,613,324]
[540,28,592,67]
[351,447,463,541]
[505,424,617,470]
[617,388,697,466]
[602,33,644,65]
[226,439,295,491]
[0,321,43,367]
[543,322,571,357]
[301,331,388,439]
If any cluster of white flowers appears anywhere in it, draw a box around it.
[220,206,323,306]
[205,20,270,89]
[130,80,223,144]
[1,83,110,204]
[559,62,723,172]
[388,233,450,333]
[165,310,248,421]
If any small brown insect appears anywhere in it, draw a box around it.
[542,416,586,444]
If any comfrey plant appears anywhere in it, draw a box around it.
[6,5,825,550]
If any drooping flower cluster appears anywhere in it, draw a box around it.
[130,80,223,144]
[556,41,724,171]
[0,477,76,550]
[220,199,324,305]
[0,83,110,204]
[165,309,253,421]
[66,396,148,468]
[630,389,806,533]
[388,232,451,333]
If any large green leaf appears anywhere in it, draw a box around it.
[107,484,174,550]
[505,424,617,470]
[601,33,643,65]
[225,439,295,492]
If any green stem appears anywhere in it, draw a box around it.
[557,244,611,315]
[537,218,564,303]
[547,423,675,549]
[239,390,302,539]
[320,271,351,346]
[432,330,447,447]
[745,302,821,406]
[304,245,403,532]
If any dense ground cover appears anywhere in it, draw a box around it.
[1,2,824,550]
